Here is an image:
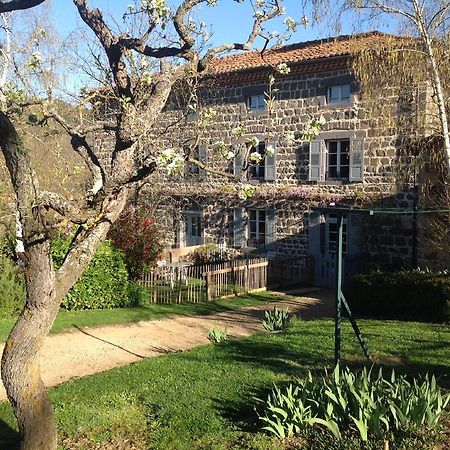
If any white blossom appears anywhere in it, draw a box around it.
[284,17,296,30]
[250,151,263,164]
[285,130,296,142]
[255,0,265,7]
[231,125,246,137]
[212,141,227,152]
[226,150,235,160]
[265,144,275,157]
[276,62,291,75]
[248,136,260,148]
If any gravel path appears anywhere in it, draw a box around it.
[0,290,333,400]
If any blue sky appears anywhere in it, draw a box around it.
[49,0,395,48]
[24,0,397,94]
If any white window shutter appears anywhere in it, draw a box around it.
[308,140,322,181]
[233,208,245,248]
[233,147,243,176]
[349,139,364,182]
[265,208,277,250]
[264,142,277,181]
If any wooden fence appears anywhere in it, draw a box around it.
[139,257,268,303]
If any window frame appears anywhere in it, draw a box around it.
[246,94,266,113]
[327,214,347,254]
[248,208,266,247]
[326,139,350,180]
[184,210,203,247]
[248,141,267,180]
[327,84,351,105]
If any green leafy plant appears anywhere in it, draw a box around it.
[51,234,131,310]
[207,326,228,343]
[257,366,450,442]
[261,307,291,332]
[345,269,450,323]
[0,253,25,317]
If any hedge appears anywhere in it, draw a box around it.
[345,269,450,323]
[52,235,132,310]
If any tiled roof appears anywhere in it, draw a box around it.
[205,31,405,77]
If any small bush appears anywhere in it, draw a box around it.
[261,307,291,332]
[345,269,450,323]
[0,254,25,316]
[185,243,242,265]
[207,326,228,343]
[52,235,131,310]
[127,282,152,307]
[257,366,450,443]
[108,208,163,278]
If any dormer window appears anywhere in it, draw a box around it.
[328,84,351,105]
[247,94,266,113]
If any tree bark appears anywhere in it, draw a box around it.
[1,242,59,450]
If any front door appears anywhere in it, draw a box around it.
[309,212,362,288]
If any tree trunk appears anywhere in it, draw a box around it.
[1,242,59,450]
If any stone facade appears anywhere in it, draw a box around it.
[142,33,439,286]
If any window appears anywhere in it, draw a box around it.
[328,84,351,104]
[247,94,265,113]
[308,138,364,183]
[185,145,207,178]
[184,210,202,247]
[242,141,276,181]
[327,139,350,179]
[327,214,347,253]
[249,142,266,179]
[248,209,266,247]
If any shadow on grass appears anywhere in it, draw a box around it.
[0,419,19,449]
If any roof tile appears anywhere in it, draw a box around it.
[205,31,405,76]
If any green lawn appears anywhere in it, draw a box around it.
[0,291,280,342]
[0,319,448,449]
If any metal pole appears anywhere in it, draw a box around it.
[335,213,343,366]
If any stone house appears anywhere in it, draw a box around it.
[147,31,439,287]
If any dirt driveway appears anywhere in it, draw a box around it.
[0,290,333,401]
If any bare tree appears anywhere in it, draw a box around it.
[306,0,450,177]
[0,0,287,449]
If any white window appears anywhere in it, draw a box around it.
[308,138,364,183]
[328,84,351,104]
[247,94,266,113]
[184,210,202,247]
[248,209,266,247]
[327,139,350,179]
[234,141,277,181]
[249,142,267,180]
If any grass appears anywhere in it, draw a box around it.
[0,319,448,449]
[0,291,281,342]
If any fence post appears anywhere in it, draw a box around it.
[243,260,248,293]
[152,272,157,303]
[206,272,213,301]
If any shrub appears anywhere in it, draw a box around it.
[345,269,450,323]
[0,253,25,316]
[108,208,163,278]
[52,235,131,310]
[257,366,450,443]
[261,307,292,332]
[127,282,152,307]
[207,326,228,343]
[185,243,242,265]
